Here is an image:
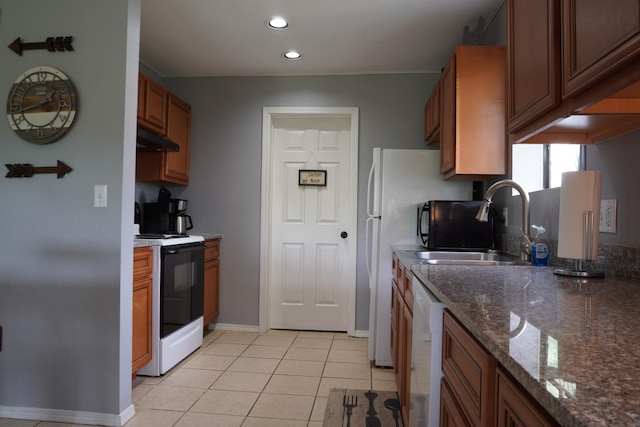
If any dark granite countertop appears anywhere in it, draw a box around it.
[395,248,640,427]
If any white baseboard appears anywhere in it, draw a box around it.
[208,323,370,338]
[353,329,370,338]
[207,322,261,333]
[0,404,135,427]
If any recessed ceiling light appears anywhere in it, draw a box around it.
[267,16,288,29]
[283,50,302,60]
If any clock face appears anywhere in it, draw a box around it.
[6,66,77,144]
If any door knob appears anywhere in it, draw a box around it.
[341,231,348,238]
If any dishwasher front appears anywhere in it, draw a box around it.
[410,275,445,427]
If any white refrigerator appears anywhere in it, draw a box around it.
[366,148,472,366]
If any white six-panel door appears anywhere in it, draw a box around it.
[261,108,358,333]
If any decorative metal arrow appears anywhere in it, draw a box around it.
[8,36,74,56]
[5,161,73,179]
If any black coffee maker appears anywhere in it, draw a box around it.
[142,201,176,234]
[142,187,192,234]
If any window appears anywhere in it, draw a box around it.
[512,144,584,195]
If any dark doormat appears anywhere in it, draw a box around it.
[323,388,404,427]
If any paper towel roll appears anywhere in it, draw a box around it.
[557,170,602,260]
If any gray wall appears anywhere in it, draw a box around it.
[161,74,440,330]
[0,0,138,419]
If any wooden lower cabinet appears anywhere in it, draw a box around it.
[497,367,558,427]
[391,255,414,424]
[400,294,413,424]
[132,247,153,377]
[441,378,472,427]
[442,309,496,426]
[442,309,558,427]
[203,238,220,328]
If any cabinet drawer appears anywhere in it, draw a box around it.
[442,309,496,426]
[205,238,220,261]
[133,247,153,278]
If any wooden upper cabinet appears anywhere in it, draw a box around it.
[508,0,640,144]
[163,94,191,184]
[507,0,561,132]
[440,46,507,181]
[136,76,192,186]
[138,73,168,136]
[424,80,441,146]
[562,0,640,98]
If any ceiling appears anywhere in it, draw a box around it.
[139,0,503,78]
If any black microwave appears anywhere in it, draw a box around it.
[417,200,495,250]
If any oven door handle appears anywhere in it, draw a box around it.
[163,243,205,255]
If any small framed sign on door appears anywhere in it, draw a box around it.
[298,169,327,186]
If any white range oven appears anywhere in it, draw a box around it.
[134,234,205,376]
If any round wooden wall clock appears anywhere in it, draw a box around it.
[6,66,77,144]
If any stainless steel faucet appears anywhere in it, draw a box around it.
[476,179,532,262]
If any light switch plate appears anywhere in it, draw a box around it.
[94,185,107,207]
[600,199,617,233]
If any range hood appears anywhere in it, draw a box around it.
[136,127,179,152]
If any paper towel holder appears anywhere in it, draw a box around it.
[554,211,604,278]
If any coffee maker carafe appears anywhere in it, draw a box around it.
[173,199,193,235]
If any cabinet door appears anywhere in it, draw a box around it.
[442,310,496,427]
[393,283,403,378]
[138,74,168,135]
[507,0,561,132]
[563,0,640,97]
[440,379,472,427]
[132,277,152,372]
[163,94,191,185]
[401,300,413,425]
[132,247,153,374]
[203,239,220,327]
[429,81,441,145]
[204,258,219,325]
[439,53,456,176]
[137,73,145,120]
[497,368,557,427]
[425,81,441,146]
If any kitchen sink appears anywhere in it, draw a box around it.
[412,251,527,266]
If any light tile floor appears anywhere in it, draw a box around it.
[0,330,396,427]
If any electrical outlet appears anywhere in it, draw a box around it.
[600,199,617,233]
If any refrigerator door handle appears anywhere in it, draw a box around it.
[366,159,375,217]
[365,216,376,283]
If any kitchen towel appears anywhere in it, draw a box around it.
[557,170,602,260]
